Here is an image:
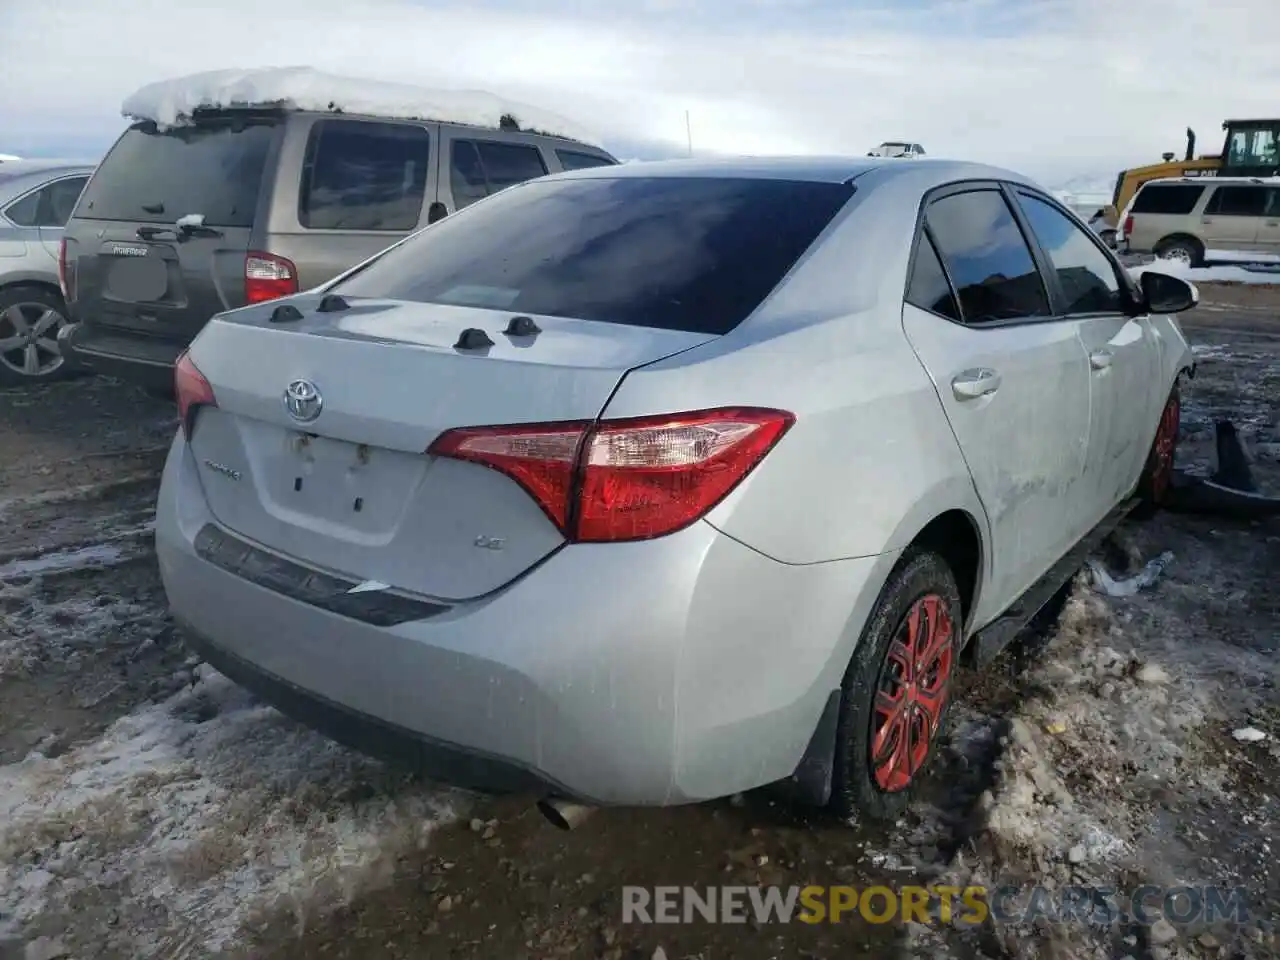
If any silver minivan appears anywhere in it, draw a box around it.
[58,109,617,390]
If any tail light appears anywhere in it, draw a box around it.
[174,350,216,438]
[1122,214,1134,240]
[244,252,298,304]
[57,237,72,301]
[428,407,794,542]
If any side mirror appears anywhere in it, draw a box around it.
[1140,270,1198,314]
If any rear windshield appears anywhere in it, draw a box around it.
[333,176,854,335]
[1131,184,1204,215]
[74,116,279,227]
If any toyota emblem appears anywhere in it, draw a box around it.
[283,379,323,422]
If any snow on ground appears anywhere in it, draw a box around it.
[1129,259,1280,285]
[0,665,469,955]
[896,525,1279,958]
[121,67,602,146]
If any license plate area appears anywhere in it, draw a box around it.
[263,429,424,535]
[104,251,169,302]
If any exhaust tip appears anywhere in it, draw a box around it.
[537,797,595,831]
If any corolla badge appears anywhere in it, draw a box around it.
[283,379,323,422]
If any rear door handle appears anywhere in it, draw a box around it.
[951,368,1001,400]
[1090,349,1113,370]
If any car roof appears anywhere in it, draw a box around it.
[0,160,96,203]
[543,155,1038,190]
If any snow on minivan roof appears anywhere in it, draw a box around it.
[120,67,603,147]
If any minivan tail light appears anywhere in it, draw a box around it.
[244,252,298,304]
[174,350,216,438]
[428,408,795,542]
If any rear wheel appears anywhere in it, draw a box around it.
[1135,383,1181,510]
[829,550,961,821]
[1155,237,1203,268]
[0,285,74,387]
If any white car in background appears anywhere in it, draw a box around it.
[867,142,926,159]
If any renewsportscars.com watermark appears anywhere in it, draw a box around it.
[622,885,1252,926]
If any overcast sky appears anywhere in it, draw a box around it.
[3,0,1276,189]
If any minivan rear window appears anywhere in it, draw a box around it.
[74,117,279,227]
[333,176,854,335]
[1131,184,1205,215]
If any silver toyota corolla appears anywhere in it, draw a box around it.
[156,157,1196,822]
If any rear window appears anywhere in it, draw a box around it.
[333,176,853,335]
[1131,184,1204,215]
[74,117,278,227]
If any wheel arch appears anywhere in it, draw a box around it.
[1155,232,1205,257]
[0,276,63,301]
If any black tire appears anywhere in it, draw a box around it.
[829,549,962,822]
[1154,237,1204,268]
[0,284,77,387]
[1133,382,1181,517]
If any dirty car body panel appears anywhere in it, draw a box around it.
[155,157,1194,806]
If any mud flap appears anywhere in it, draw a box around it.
[781,689,842,807]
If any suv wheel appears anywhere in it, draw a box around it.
[1155,238,1203,268]
[829,549,961,821]
[0,285,74,387]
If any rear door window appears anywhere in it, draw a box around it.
[1014,192,1124,315]
[74,118,278,226]
[925,189,1051,323]
[1131,184,1205,215]
[299,119,430,231]
[449,140,548,210]
[906,233,961,321]
[1204,186,1268,217]
[334,176,854,335]
[556,149,615,171]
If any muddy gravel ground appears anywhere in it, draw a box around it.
[1,286,1277,960]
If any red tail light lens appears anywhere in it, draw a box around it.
[174,350,216,438]
[428,408,794,542]
[57,237,72,301]
[245,252,298,304]
[1122,214,1134,239]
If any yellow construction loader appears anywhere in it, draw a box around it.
[1103,119,1280,225]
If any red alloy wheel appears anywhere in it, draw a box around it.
[1150,392,1181,503]
[869,593,955,793]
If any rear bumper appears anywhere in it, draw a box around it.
[58,320,184,390]
[156,433,894,806]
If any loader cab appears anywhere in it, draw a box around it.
[1218,119,1280,178]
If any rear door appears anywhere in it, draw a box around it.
[900,184,1092,618]
[1258,187,1280,254]
[23,174,90,259]
[1011,188,1158,521]
[267,116,437,291]
[1200,185,1267,252]
[64,115,282,341]
[436,129,551,216]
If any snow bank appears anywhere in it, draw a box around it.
[0,667,467,954]
[121,67,602,147]
[1129,259,1280,285]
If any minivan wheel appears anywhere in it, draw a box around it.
[1155,238,1203,268]
[0,285,74,386]
[829,549,961,822]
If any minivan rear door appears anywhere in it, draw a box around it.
[64,114,282,342]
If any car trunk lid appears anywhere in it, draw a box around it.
[184,296,717,601]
